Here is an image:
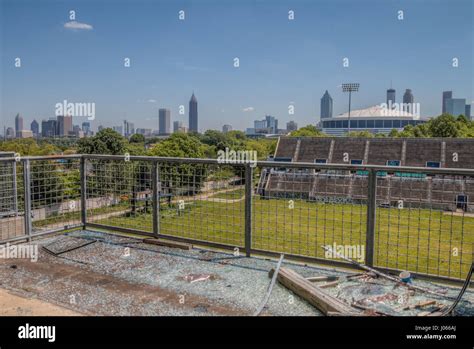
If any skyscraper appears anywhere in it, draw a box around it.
[386,88,396,106]
[402,89,414,113]
[320,90,333,119]
[265,115,278,133]
[442,91,453,114]
[403,89,414,104]
[286,121,298,132]
[15,113,23,137]
[30,120,39,136]
[446,98,466,116]
[466,104,471,119]
[42,119,57,137]
[173,121,183,133]
[82,122,91,135]
[123,120,134,137]
[222,124,232,133]
[57,115,73,136]
[159,108,171,134]
[189,93,198,132]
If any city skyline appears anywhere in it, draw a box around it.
[1,0,472,132]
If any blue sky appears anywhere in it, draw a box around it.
[1,0,473,132]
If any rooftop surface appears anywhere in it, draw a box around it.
[0,230,472,316]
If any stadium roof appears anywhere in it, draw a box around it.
[334,105,420,119]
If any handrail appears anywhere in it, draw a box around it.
[0,154,473,175]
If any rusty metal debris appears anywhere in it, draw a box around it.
[42,237,96,256]
[253,254,285,316]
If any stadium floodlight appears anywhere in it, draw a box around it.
[341,83,360,134]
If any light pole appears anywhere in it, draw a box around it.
[342,83,360,135]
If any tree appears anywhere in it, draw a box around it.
[77,128,127,155]
[129,133,145,144]
[428,113,460,138]
[148,133,207,158]
[289,125,326,137]
[346,131,374,138]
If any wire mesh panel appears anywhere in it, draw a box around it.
[158,161,245,247]
[29,158,82,234]
[85,158,154,233]
[0,159,24,242]
[374,172,474,280]
[253,166,367,263]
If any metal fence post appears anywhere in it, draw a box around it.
[12,160,18,216]
[152,161,160,238]
[244,164,253,257]
[23,159,32,241]
[80,157,87,229]
[365,169,377,267]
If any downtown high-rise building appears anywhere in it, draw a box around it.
[466,105,471,119]
[57,115,73,136]
[442,91,453,114]
[42,119,58,137]
[15,113,23,137]
[446,98,466,117]
[189,93,198,132]
[123,120,134,137]
[386,88,396,106]
[159,108,171,134]
[30,120,39,136]
[403,89,414,104]
[402,89,414,113]
[320,90,333,119]
[286,120,298,132]
[222,124,232,133]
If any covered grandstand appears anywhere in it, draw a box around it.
[261,137,474,212]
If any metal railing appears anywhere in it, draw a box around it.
[0,154,473,283]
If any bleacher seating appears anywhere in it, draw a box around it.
[331,138,366,164]
[367,139,404,165]
[263,137,474,212]
[274,138,298,159]
[404,139,442,167]
[297,138,332,162]
[444,139,474,169]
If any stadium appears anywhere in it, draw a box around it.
[262,137,474,212]
[320,105,426,136]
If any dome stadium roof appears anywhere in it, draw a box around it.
[334,105,419,119]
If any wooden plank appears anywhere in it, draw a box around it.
[143,238,192,250]
[273,267,358,316]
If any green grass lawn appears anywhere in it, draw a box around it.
[91,190,473,280]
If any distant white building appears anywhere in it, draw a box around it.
[321,104,426,136]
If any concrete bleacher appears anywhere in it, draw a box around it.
[404,139,442,167]
[274,137,298,159]
[273,136,474,169]
[367,139,404,165]
[331,138,367,164]
[265,137,474,212]
[444,139,474,169]
[296,138,332,162]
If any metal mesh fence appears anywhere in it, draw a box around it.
[0,160,24,241]
[253,167,367,261]
[0,155,472,282]
[374,173,474,280]
[29,158,82,233]
[85,158,154,233]
[158,161,245,247]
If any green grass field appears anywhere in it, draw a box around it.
[92,189,473,280]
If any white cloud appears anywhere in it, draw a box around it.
[242,107,255,112]
[64,21,93,31]
[147,99,157,103]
